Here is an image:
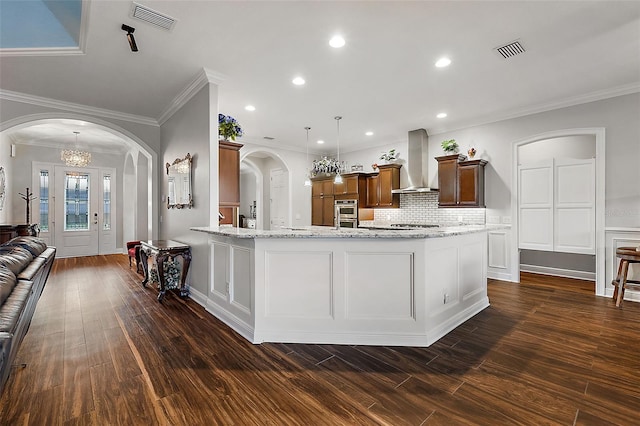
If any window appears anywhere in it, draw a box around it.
[103,175,111,230]
[39,170,49,232]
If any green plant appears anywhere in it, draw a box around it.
[379,149,399,162]
[441,139,458,153]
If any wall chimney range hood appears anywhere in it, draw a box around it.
[392,128,436,194]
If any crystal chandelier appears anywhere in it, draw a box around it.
[61,131,91,167]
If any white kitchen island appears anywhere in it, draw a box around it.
[190,224,492,347]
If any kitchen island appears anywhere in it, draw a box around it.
[191,224,493,347]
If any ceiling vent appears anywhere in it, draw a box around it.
[494,40,525,59]
[263,136,275,140]
[130,3,176,31]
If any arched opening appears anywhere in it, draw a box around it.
[0,115,156,254]
[511,128,605,295]
[240,148,292,230]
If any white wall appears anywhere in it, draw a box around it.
[239,170,257,220]
[518,135,596,164]
[159,84,214,297]
[341,140,410,187]
[0,134,13,223]
[428,93,640,228]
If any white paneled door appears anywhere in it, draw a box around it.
[32,163,116,258]
[269,168,288,230]
[518,158,595,255]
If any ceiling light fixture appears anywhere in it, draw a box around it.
[365,131,374,136]
[121,24,138,52]
[435,57,451,68]
[334,116,343,184]
[245,105,256,111]
[317,140,325,144]
[437,112,447,118]
[329,35,345,48]
[304,126,312,187]
[61,131,91,167]
[292,76,305,86]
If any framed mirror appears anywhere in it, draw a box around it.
[166,153,192,209]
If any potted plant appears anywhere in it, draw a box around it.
[379,149,399,164]
[218,114,243,141]
[441,139,459,154]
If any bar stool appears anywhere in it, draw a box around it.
[612,246,640,307]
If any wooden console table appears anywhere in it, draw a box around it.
[140,240,192,302]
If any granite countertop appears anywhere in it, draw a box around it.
[190,224,508,239]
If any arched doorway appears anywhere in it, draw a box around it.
[0,114,156,255]
[511,128,605,295]
[240,148,292,230]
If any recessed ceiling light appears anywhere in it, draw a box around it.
[245,105,256,111]
[317,140,325,144]
[437,112,447,118]
[435,57,451,68]
[329,35,345,48]
[365,131,374,136]
[292,76,306,85]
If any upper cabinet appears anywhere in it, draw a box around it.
[366,164,401,208]
[219,140,243,224]
[435,155,487,208]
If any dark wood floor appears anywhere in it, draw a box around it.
[1,255,639,425]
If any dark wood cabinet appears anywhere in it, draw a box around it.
[435,154,487,207]
[311,176,335,226]
[219,140,243,225]
[366,164,401,208]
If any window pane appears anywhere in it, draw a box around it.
[39,170,49,232]
[103,175,111,230]
[65,173,89,231]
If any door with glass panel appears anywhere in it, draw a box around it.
[33,164,116,258]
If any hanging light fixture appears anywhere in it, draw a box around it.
[334,116,343,184]
[61,131,92,167]
[304,126,312,187]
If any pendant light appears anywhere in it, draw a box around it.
[304,126,312,187]
[61,131,92,167]
[334,116,343,184]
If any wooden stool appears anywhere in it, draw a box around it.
[612,247,640,307]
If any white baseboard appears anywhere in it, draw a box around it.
[520,264,595,281]
[188,286,207,307]
[488,269,515,282]
[604,288,640,303]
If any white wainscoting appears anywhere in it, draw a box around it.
[605,228,640,303]
[488,228,514,281]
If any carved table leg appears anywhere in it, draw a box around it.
[179,249,192,298]
[140,246,150,287]
[156,252,168,302]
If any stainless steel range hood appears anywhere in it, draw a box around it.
[392,128,436,194]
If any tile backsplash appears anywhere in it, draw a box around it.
[364,192,485,225]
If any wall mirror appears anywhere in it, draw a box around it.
[166,153,193,209]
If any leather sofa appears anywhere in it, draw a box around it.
[0,236,55,394]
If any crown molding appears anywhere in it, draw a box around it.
[157,67,227,125]
[0,89,159,127]
[12,138,128,155]
[428,82,640,136]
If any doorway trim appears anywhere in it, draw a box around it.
[241,159,263,230]
[511,127,605,295]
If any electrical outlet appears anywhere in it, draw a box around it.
[502,216,511,224]
[487,215,499,224]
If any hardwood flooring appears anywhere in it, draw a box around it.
[1,256,639,425]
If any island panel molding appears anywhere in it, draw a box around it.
[194,225,490,347]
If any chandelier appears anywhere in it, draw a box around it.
[61,131,91,167]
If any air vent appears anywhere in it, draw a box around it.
[263,136,275,140]
[494,40,525,59]
[130,3,176,30]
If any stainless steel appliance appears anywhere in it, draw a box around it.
[335,199,358,228]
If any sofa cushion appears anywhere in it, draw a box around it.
[4,237,47,257]
[0,246,34,276]
[0,265,17,306]
[17,257,46,281]
[0,281,32,334]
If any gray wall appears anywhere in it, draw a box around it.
[428,93,640,229]
[159,84,214,296]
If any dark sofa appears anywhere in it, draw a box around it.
[0,236,55,394]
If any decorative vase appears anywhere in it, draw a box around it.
[467,147,477,158]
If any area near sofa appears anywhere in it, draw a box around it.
[0,237,55,393]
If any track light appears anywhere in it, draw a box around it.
[121,24,138,52]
